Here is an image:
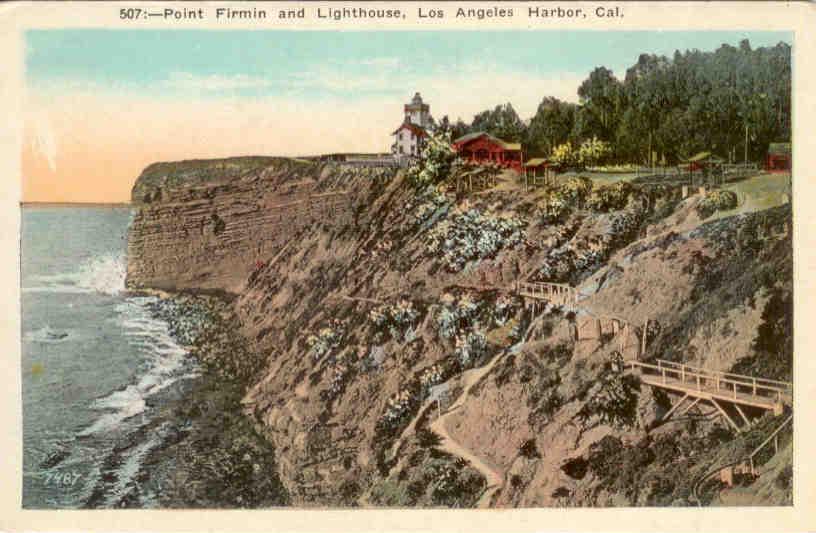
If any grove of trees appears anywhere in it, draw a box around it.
[439,39,791,166]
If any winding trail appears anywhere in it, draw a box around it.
[429,351,507,508]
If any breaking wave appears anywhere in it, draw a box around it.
[23,253,126,296]
[77,297,196,437]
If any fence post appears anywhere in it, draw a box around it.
[752,378,757,396]
[642,318,648,355]
[733,382,737,399]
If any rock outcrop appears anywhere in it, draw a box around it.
[127,158,360,293]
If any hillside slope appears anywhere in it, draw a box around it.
[126,158,793,507]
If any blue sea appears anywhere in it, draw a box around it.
[21,206,201,508]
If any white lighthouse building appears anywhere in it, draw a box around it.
[391,93,431,161]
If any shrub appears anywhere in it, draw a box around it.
[454,330,487,367]
[323,361,351,400]
[406,132,457,188]
[559,176,594,205]
[426,208,525,272]
[418,363,444,392]
[411,190,451,229]
[306,322,344,362]
[416,428,441,448]
[577,136,612,168]
[696,190,738,219]
[435,292,481,340]
[381,388,418,429]
[519,439,540,459]
[587,181,636,212]
[369,299,420,343]
[493,294,520,326]
[576,370,641,429]
[551,141,578,168]
[538,189,572,223]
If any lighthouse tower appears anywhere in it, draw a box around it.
[391,92,431,159]
[403,92,431,128]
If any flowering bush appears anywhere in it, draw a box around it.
[538,177,594,223]
[696,190,738,219]
[559,176,594,205]
[382,388,416,427]
[551,141,578,168]
[406,132,457,188]
[454,331,487,367]
[418,364,444,392]
[306,320,344,362]
[577,136,612,168]
[493,294,519,326]
[426,209,525,272]
[411,190,451,229]
[323,361,350,401]
[435,292,480,340]
[369,299,420,343]
[587,181,636,212]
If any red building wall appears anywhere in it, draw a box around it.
[454,137,522,171]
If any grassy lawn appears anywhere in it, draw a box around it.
[713,172,791,219]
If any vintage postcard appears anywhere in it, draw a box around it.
[1,1,815,532]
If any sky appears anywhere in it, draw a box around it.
[23,30,792,203]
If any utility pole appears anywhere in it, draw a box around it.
[744,124,749,164]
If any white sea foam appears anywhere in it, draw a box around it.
[78,296,197,438]
[104,425,167,507]
[24,253,126,296]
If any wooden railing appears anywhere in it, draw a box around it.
[748,414,793,474]
[516,281,576,297]
[626,359,792,405]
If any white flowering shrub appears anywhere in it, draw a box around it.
[536,194,648,283]
[435,292,481,340]
[411,190,451,229]
[493,294,520,326]
[587,181,636,212]
[322,361,351,401]
[418,364,444,392]
[406,132,457,188]
[369,299,420,343]
[426,208,525,272]
[696,190,738,219]
[539,189,572,223]
[454,331,487,367]
[559,176,594,205]
[306,319,344,362]
[382,388,416,428]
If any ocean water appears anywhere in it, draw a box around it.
[21,206,200,508]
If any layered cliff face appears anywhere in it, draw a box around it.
[127,157,360,293]
[127,158,792,507]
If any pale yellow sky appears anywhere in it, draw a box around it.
[22,76,585,203]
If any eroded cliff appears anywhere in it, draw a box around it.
[126,157,793,507]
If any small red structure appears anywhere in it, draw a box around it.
[766,142,791,172]
[684,151,724,172]
[452,132,523,172]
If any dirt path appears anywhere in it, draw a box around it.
[429,353,506,508]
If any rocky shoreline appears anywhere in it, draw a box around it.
[123,293,288,508]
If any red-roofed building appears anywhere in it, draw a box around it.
[391,93,432,159]
[766,143,791,172]
[452,132,523,172]
[392,121,428,158]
